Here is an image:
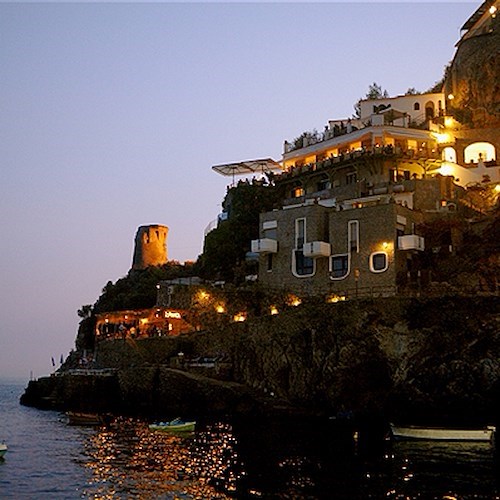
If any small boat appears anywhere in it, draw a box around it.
[66,411,103,426]
[390,423,496,442]
[0,442,7,458]
[149,418,196,433]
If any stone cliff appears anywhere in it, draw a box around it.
[445,6,500,128]
[22,296,500,425]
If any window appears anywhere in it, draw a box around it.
[346,172,357,185]
[264,228,277,240]
[330,254,349,280]
[295,219,305,248]
[370,252,388,273]
[414,102,420,111]
[292,186,305,198]
[348,221,359,253]
[442,147,457,163]
[267,254,273,272]
[293,218,314,277]
[317,178,330,191]
[294,250,314,276]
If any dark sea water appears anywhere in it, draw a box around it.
[1,379,499,499]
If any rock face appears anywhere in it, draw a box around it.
[231,297,500,424]
[445,9,500,128]
[22,297,500,424]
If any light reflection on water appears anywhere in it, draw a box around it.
[80,418,500,499]
[82,419,242,499]
[2,382,498,498]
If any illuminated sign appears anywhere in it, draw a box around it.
[164,311,182,320]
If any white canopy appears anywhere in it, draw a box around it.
[212,158,282,178]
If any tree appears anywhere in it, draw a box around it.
[405,87,420,95]
[77,304,93,319]
[353,82,389,118]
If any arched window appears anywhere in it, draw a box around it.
[414,102,420,111]
[442,147,457,163]
[464,142,496,163]
[425,101,435,119]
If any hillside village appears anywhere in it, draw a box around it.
[22,1,500,422]
[81,0,499,347]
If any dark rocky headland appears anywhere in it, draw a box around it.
[21,296,500,427]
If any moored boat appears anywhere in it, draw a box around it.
[66,411,103,426]
[149,418,196,433]
[0,442,7,458]
[390,423,496,442]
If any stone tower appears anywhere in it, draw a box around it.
[132,224,169,270]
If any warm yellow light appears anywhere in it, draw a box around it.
[434,132,451,144]
[489,5,497,15]
[495,184,500,193]
[233,312,246,322]
[327,294,346,303]
[439,163,455,176]
[447,94,454,100]
[215,304,225,314]
[444,116,454,128]
[379,241,393,252]
[270,306,279,315]
[287,294,302,307]
[105,318,109,323]
[140,318,148,325]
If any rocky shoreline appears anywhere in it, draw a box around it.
[21,296,500,426]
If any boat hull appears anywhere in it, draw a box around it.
[0,443,7,458]
[390,424,495,442]
[149,422,196,433]
[67,411,103,426]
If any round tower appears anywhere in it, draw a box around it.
[132,224,169,270]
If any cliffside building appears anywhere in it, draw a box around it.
[213,1,499,299]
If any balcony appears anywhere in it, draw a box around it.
[303,241,331,258]
[398,235,425,251]
[251,238,278,254]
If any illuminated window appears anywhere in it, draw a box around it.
[348,221,359,253]
[370,252,388,273]
[292,186,305,198]
[330,254,349,280]
[464,142,496,163]
[442,147,457,163]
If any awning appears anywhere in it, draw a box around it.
[212,158,282,178]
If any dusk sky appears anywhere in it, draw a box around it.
[1,2,476,380]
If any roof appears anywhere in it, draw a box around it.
[212,158,282,177]
[461,1,493,31]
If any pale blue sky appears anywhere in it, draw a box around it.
[0,2,475,379]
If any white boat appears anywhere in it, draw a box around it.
[390,423,496,442]
[0,443,7,458]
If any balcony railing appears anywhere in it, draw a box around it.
[251,238,278,254]
[303,241,331,258]
[398,235,425,251]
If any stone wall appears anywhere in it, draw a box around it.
[22,296,500,424]
[132,224,169,270]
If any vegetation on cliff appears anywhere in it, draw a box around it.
[195,180,279,283]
